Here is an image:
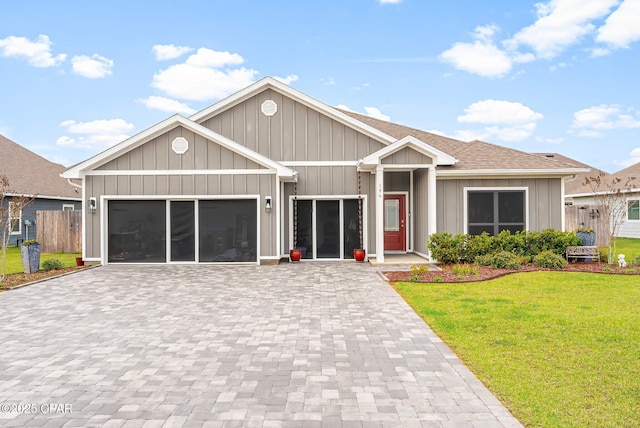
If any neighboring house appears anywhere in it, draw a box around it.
[565,159,640,239]
[62,78,585,265]
[1,135,82,246]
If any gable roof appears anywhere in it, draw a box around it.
[564,159,640,197]
[0,134,80,200]
[190,77,398,146]
[342,111,587,176]
[62,115,297,180]
[360,136,457,169]
[535,153,609,195]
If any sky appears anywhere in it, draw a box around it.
[1,0,639,173]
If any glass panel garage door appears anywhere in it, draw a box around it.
[108,200,166,263]
[199,200,257,262]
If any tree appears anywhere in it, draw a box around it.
[0,174,34,283]
[583,171,637,263]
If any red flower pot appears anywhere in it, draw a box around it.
[75,257,84,266]
[290,248,302,262]
[353,248,366,262]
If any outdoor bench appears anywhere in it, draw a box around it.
[566,246,600,262]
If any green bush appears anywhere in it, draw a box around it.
[533,250,568,269]
[451,263,479,275]
[41,259,65,271]
[597,247,609,263]
[476,251,528,270]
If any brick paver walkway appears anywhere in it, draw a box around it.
[0,263,521,427]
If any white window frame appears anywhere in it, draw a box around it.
[62,204,75,211]
[627,198,640,221]
[463,187,529,234]
[8,201,22,235]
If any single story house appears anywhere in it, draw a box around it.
[62,77,585,265]
[564,159,640,239]
[1,135,82,246]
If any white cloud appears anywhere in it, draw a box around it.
[377,0,402,4]
[536,136,565,144]
[549,61,568,72]
[614,147,640,168]
[439,25,513,78]
[71,54,114,78]
[454,99,543,142]
[571,104,640,137]
[57,118,134,149]
[335,104,354,112]
[322,77,336,85]
[152,44,193,60]
[151,48,258,101]
[0,34,66,67]
[137,96,196,115]
[274,74,299,85]
[504,0,619,59]
[596,0,640,49]
[364,107,390,121]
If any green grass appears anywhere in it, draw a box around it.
[1,246,81,274]
[394,271,640,427]
[614,237,640,262]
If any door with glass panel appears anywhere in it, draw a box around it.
[383,194,406,251]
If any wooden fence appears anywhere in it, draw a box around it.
[36,210,82,253]
[564,204,609,247]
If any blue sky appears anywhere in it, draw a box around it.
[1,0,639,173]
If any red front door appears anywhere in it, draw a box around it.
[384,194,406,251]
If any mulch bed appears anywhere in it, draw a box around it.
[384,262,640,283]
[1,266,89,290]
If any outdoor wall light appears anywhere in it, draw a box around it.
[265,196,272,213]
[89,197,97,214]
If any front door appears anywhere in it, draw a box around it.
[384,194,406,251]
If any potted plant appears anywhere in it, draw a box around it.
[353,175,366,262]
[20,239,41,273]
[575,227,596,246]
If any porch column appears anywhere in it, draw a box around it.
[427,166,437,261]
[375,165,385,263]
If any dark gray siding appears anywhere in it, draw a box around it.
[5,197,81,246]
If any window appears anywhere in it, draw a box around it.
[8,202,21,235]
[467,190,526,236]
[628,200,640,221]
[62,204,75,211]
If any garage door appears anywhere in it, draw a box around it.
[107,199,257,263]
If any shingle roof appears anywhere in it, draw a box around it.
[612,161,640,186]
[0,134,80,199]
[534,153,609,195]
[340,110,580,172]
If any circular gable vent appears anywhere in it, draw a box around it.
[261,100,278,117]
[172,137,189,154]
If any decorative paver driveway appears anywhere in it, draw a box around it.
[0,263,521,427]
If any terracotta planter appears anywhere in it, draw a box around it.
[75,257,84,266]
[289,248,302,262]
[353,248,366,262]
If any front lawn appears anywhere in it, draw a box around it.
[394,271,640,427]
[1,246,81,274]
[614,237,640,262]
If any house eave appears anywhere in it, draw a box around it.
[436,168,589,178]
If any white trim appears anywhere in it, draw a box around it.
[280,161,358,167]
[627,198,640,221]
[82,177,87,261]
[275,177,281,260]
[8,202,22,236]
[287,195,368,261]
[189,77,397,146]
[360,135,457,168]
[100,195,261,266]
[427,166,437,261]
[414,250,430,260]
[463,187,530,234]
[438,168,588,178]
[560,178,566,231]
[375,165,385,263]
[62,114,297,181]
[383,191,409,253]
[86,169,273,176]
[6,192,82,202]
[410,170,414,252]
[83,257,101,262]
[566,187,640,198]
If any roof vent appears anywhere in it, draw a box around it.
[172,137,189,154]
[261,100,278,117]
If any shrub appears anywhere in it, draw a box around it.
[451,263,479,276]
[41,259,65,271]
[533,250,568,269]
[410,265,430,275]
[597,247,609,263]
[476,251,528,270]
